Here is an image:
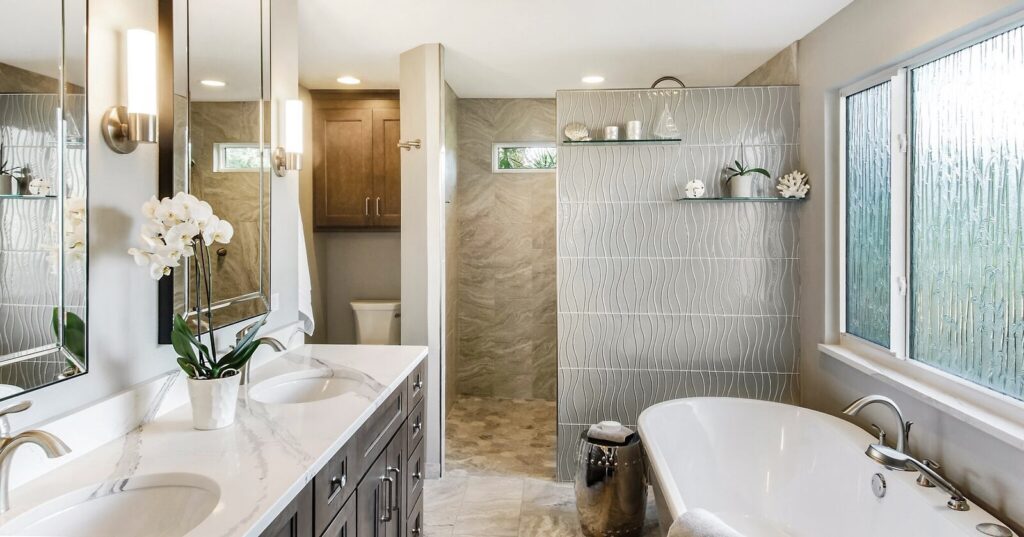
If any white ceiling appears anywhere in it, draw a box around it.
[298,0,853,97]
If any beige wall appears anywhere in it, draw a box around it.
[796,0,1024,530]
[455,98,556,401]
[736,43,798,86]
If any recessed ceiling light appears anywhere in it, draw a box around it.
[581,75,605,84]
[337,76,361,85]
[200,79,226,87]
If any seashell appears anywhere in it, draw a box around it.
[564,122,590,142]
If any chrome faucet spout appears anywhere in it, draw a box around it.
[843,395,909,454]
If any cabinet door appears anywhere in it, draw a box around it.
[372,108,401,229]
[260,482,313,537]
[385,436,405,537]
[357,451,390,537]
[314,109,374,229]
[321,494,357,537]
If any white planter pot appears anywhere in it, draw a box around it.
[730,175,754,198]
[0,175,13,196]
[187,374,241,430]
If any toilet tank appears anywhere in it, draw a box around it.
[350,300,401,345]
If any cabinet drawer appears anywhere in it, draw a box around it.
[406,361,426,409]
[405,399,425,454]
[313,439,359,537]
[320,493,356,537]
[358,388,404,469]
[405,490,424,537]
[404,437,425,515]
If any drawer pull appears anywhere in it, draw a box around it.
[412,419,422,433]
[413,379,424,392]
[327,473,346,504]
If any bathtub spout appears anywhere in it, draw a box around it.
[842,395,910,454]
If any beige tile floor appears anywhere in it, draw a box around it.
[425,396,660,537]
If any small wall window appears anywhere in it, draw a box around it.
[492,142,557,173]
[213,143,268,172]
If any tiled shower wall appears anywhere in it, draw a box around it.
[555,87,801,479]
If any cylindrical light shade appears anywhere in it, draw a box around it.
[126,29,157,115]
[284,99,303,154]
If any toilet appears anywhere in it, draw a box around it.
[350,300,401,344]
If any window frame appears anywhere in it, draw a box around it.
[491,142,557,173]
[832,12,1024,434]
[212,142,270,173]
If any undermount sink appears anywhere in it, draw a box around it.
[248,368,379,405]
[0,472,220,537]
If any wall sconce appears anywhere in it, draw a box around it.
[273,99,303,177]
[102,29,158,154]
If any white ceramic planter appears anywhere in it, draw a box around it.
[730,175,753,197]
[187,374,241,430]
[0,175,13,195]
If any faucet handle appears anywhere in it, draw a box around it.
[870,423,887,445]
[916,459,941,487]
[0,401,31,436]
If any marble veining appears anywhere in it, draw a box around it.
[0,344,427,536]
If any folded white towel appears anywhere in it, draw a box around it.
[587,420,635,444]
[668,509,745,537]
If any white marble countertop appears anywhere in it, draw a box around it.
[0,344,428,537]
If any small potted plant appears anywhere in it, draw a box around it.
[724,160,771,198]
[129,192,270,430]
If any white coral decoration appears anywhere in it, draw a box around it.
[684,179,706,198]
[777,170,809,199]
[128,192,232,280]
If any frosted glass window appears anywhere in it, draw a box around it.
[845,82,891,347]
[910,26,1024,399]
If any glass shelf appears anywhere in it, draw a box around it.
[561,138,682,146]
[675,196,807,202]
[0,194,58,200]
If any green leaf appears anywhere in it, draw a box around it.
[173,314,211,362]
[748,167,771,178]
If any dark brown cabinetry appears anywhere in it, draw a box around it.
[260,360,426,537]
[313,91,401,231]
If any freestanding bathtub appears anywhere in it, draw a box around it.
[637,398,1014,537]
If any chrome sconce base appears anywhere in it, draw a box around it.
[101,106,157,154]
[272,147,302,177]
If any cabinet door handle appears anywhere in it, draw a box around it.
[413,378,424,392]
[375,197,381,216]
[387,465,401,514]
[412,419,422,433]
[365,197,370,216]
[379,475,395,522]
[327,472,346,504]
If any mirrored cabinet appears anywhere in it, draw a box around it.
[0,0,88,399]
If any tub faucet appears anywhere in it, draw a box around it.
[842,395,912,454]
[0,401,71,514]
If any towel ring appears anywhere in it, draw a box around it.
[651,76,686,89]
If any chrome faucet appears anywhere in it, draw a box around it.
[233,325,287,385]
[843,395,912,454]
[843,395,970,511]
[0,401,70,514]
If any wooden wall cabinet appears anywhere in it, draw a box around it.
[313,91,401,231]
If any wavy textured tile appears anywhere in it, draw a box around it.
[555,87,801,480]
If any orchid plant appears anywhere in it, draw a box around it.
[129,193,266,380]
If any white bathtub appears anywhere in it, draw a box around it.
[638,398,1014,537]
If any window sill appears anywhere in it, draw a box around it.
[818,343,1024,451]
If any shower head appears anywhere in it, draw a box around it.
[865,443,911,470]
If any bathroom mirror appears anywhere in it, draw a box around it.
[0,0,88,398]
[158,0,272,342]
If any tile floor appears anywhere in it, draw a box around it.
[425,396,660,537]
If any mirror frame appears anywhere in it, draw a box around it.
[155,0,272,344]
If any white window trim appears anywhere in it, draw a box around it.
[830,11,1024,445]
[491,142,556,173]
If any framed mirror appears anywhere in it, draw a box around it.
[0,0,88,398]
[158,0,272,343]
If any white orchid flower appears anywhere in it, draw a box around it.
[172,192,201,220]
[203,217,234,245]
[155,197,185,225]
[148,262,171,280]
[141,195,160,219]
[127,247,152,267]
[166,221,201,248]
[154,244,183,267]
[140,222,167,247]
[191,201,215,229]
